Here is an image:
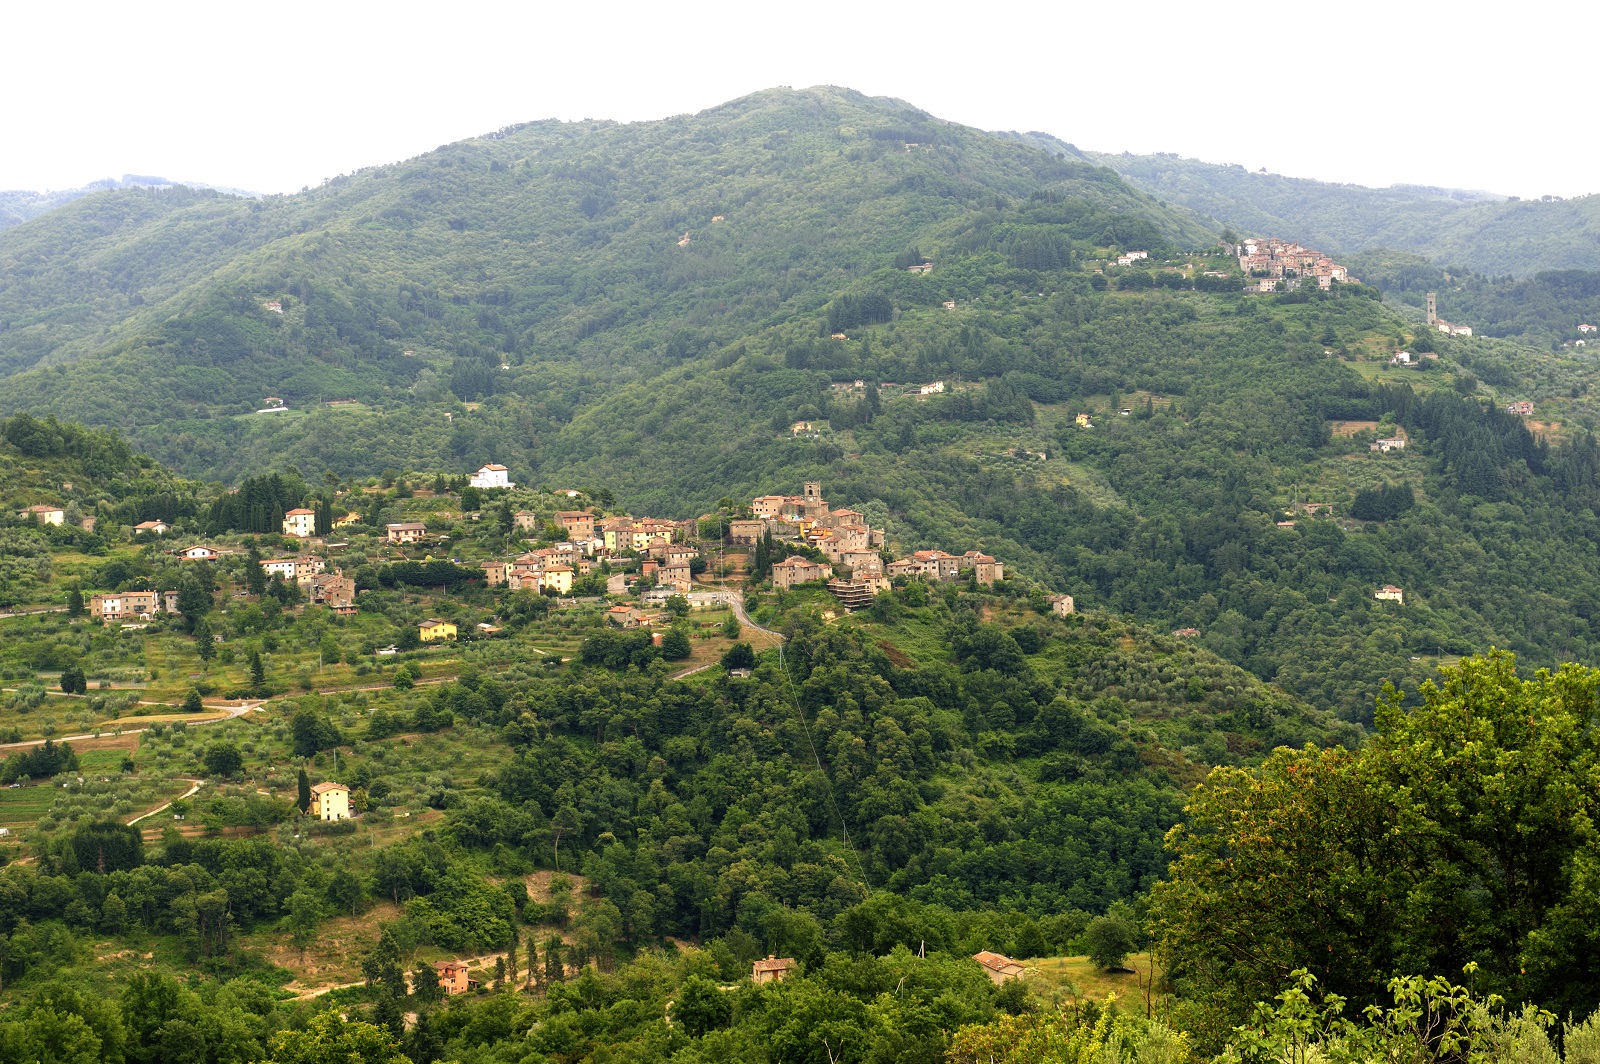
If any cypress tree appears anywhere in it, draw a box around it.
[297,768,311,813]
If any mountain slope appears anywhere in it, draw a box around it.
[1092,152,1600,275]
[11,88,1600,727]
[0,87,1207,388]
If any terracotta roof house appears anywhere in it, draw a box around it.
[134,520,170,535]
[17,504,65,525]
[972,951,1026,985]
[436,960,473,995]
[771,556,832,590]
[386,522,427,544]
[469,464,514,490]
[752,956,797,984]
[309,781,350,821]
[282,508,317,538]
[176,545,220,561]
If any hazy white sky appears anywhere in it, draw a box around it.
[2,0,1592,199]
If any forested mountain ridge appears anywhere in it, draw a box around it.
[1092,151,1600,276]
[0,86,1205,385]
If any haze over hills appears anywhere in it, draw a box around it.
[0,174,258,230]
[1090,150,1600,276]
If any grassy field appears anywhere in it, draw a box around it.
[1029,953,1165,1013]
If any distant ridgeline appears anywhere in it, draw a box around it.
[1348,249,1600,346]
[1091,150,1600,275]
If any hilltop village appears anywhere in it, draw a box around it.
[1228,236,1355,293]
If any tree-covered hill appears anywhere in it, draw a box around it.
[11,89,1600,726]
[1346,249,1600,346]
[1092,151,1600,275]
[0,86,1205,386]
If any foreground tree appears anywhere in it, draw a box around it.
[1152,652,1600,1047]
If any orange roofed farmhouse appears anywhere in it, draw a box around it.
[436,960,474,994]
[752,956,797,984]
[972,951,1025,985]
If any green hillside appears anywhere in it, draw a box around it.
[0,87,1203,385]
[10,88,1600,730]
[1093,151,1600,275]
[0,416,1597,1060]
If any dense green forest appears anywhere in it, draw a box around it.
[1090,150,1600,275]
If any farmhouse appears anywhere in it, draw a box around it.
[1374,585,1404,604]
[752,956,797,984]
[134,520,170,535]
[386,522,427,544]
[436,961,475,995]
[281,508,317,538]
[419,619,457,641]
[90,591,165,620]
[17,504,64,525]
[469,464,514,490]
[972,951,1026,985]
[310,782,350,821]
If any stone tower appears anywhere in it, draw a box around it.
[1426,292,1437,326]
[804,480,822,504]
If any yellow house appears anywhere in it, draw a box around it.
[333,512,362,528]
[310,782,350,821]
[540,565,573,594]
[419,619,457,642]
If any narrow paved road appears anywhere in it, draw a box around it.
[669,590,785,679]
[0,606,68,620]
[691,589,782,638]
[128,778,203,825]
[0,702,258,753]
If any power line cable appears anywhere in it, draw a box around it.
[776,642,871,896]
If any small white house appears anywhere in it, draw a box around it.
[1374,585,1404,604]
[469,464,514,490]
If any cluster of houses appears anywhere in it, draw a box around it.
[731,482,1011,610]
[1229,237,1354,292]
[473,508,699,595]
